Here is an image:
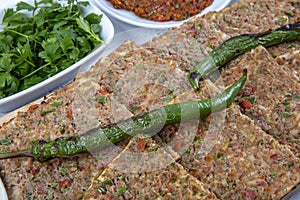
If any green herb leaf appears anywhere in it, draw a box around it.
[16,1,35,11]
[116,184,127,196]
[76,15,102,43]
[278,112,292,119]
[23,75,44,90]
[0,72,19,97]
[39,37,62,63]
[60,34,74,54]
[1,136,12,145]
[76,16,91,34]
[95,96,107,104]
[0,56,15,72]
[102,180,113,186]
[86,13,102,23]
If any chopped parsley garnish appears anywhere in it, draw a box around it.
[0,0,103,99]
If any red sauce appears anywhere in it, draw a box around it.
[107,0,213,22]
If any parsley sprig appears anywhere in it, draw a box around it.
[0,0,103,98]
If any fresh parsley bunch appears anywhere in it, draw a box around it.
[0,0,103,98]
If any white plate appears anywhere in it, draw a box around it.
[0,178,7,200]
[0,0,114,113]
[90,0,232,29]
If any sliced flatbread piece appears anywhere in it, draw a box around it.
[145,17,229,71]
[219,46,300,157]
[203,0,300,36]
[93,42,192,116]
[84,137,218,200]
[268,41,300,79]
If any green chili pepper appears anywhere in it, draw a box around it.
[0,69,247,162]
[188,21,300,90]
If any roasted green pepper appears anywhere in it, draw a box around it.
[188,21,300,90]
[0,69,247,161]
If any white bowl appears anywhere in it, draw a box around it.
[0,0,114,113]
[90,0,232,29]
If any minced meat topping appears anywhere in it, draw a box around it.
[107,0,213,21]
